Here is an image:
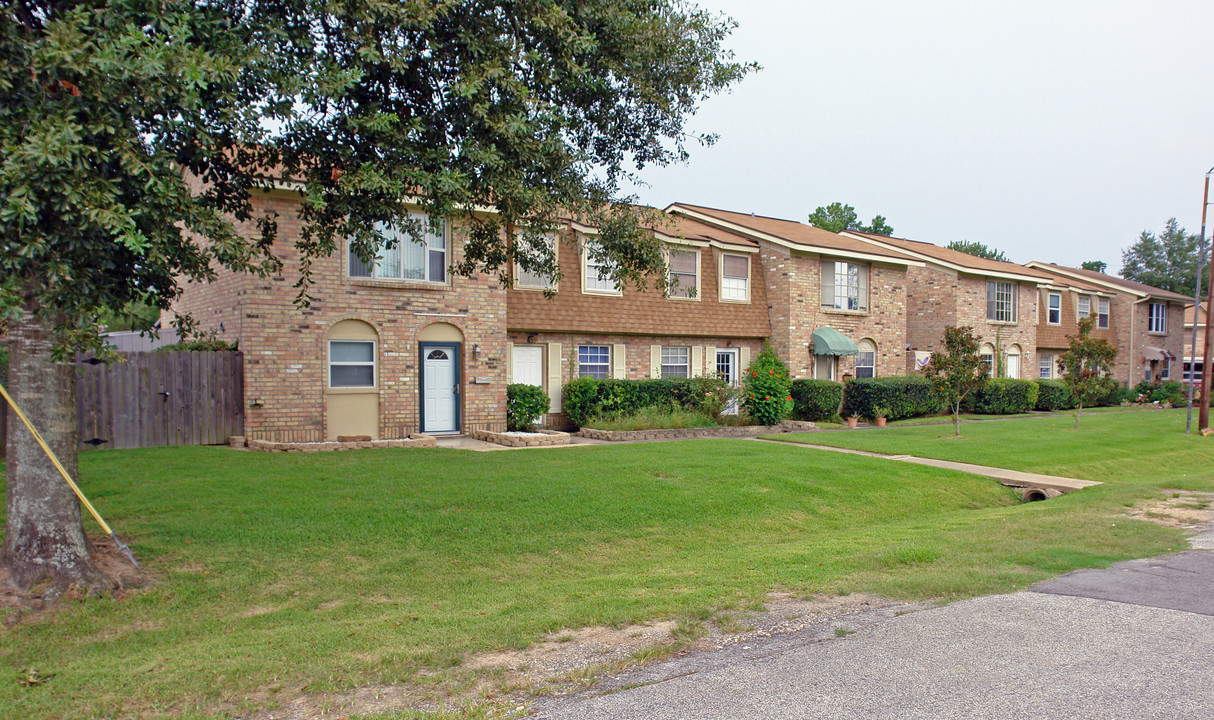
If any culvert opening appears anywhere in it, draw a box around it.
[1019,487,1061,502]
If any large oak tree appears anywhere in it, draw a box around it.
[0,0,753,594]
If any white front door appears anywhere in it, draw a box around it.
[513,345,544,387]
[422,345,458,433]
[1006,353,1021,379]
[815,355,835,381]
[716,349,740,414]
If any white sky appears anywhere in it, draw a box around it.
[622,1,1214,273]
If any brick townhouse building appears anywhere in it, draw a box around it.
[843,232,1049,378]
[1026,263,1189,385]
[1026,265,1120,381]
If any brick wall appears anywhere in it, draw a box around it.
[1125,300,1186,384]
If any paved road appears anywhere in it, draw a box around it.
[529,551,1214,720]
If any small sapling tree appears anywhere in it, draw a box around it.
[1059,317,1118,428]
[924,326,989,436]
[743,345,792,426]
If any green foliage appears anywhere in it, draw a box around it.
[807,202,893,236]
[789,379,843,421]
[563,377,719,427]
[1120,218,1206,297]
[944,240,1010,263]
[923,326,989,434]
[1081,260,1108,274]
[1060,317,1119,424]
[1132,380,1185,406]
[1,1,755,348]
[1033,379,1077,411]
[962,379,1040,414]
[842,376,942,421]
[742,345,792,425]
[506,383,550,431]
[588,405,717,431]
[155,335,236,352]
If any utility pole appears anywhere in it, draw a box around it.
[1200,166,1214,431]
[1187,170,1212,433]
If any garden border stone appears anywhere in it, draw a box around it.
[468,428,572,447]
[247,435,437,452]
[579,420,814,442]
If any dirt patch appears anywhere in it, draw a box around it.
[247,591,893,720]
[1126,491,1214,530]
[1,534,152,628]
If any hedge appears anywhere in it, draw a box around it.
[962,378,1039,414]
[563,377,713,427]
[507,383,551,431]
[789,379,843,421]
[841,376,941,420]
[1033,379,1076,411]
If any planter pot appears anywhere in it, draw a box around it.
[847,417,859,429]
[876,417,887,427]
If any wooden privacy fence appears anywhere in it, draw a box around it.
[75,350,244,451]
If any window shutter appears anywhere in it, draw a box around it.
[650,346,662,379]
[741,346,751,375]
[547,343,562,412]
[821,261,834,307]
[1012,283,1018,322]
[612,344,626,379]
[858,264,869,311]
[986,281,996,319]
[691,346,704,377]
[706,346,717,377]
[506,342,514,382]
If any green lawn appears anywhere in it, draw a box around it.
[0,419,1199,719]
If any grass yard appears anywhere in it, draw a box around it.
[0,417,1201,719]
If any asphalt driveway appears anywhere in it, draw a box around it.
[529,548,1214,720]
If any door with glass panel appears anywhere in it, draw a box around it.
[716,349,740,414]
[420,343,460,433]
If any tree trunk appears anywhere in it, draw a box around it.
[1074,401,1083,429]
[2,309,106,597]
[953,402,961,436]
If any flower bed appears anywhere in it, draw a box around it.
[245,435,436,452]
[579,419,813,442]
[467,428,572,448]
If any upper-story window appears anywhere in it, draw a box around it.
[348,214,446,283]
[1098,298,1110,328]
[821,260,869,311]
[583,242,619,294]
[1077,295,1091,318]
[516,233,557,290]
[667,248,699,299]
[1148,302,1166,333]
[987,280,1017,322]
[1047,292,1061,324]
[720,254,750,302]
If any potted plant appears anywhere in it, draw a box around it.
[873,406,890,428]
[846,414,860,429]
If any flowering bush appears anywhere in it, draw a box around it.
[742,345,792,425]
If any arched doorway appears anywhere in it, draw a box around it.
[326,319,379,440]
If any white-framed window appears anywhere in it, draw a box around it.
[516,233,557,290]
[1078,295,1091,318]
[1039,353,1053,379]
[1162,357,1171,380]
[987,281,1017,322]
[979,343,995,375]
[667,248,699,299]
[1047,292,1061,325]
[1184,361,1203,384]
[582,242,619,294]
[328,340,376,388]
[578,345,611,379]
[821,260,869,311]
[661,347,690,378]
[1098,298,1110,329]
[855,339,877,378]
[720,254,750,301]
[348,214,446,283]
[1148,302,1166,333]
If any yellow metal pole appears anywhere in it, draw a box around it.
[0,381,139,569]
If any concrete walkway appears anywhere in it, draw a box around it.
[756,439,1101,494]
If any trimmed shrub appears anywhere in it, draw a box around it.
[789,379,843,421]
[1033,379,1075,411]
[507,383,550,431]
[742,345,792,425]
[563,377,709,427]
[962,378,1039,414]
[1133,379,1183,406]
[1093,377,1126,406]
[842,376,941,421]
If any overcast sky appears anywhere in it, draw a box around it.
[622,1,1214,274]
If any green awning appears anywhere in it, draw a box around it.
[811,327,859,356]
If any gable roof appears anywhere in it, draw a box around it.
[665,203,923,266]
[651,213,759,252]
[1026,265,1114,295]
[1025,262,1192,302]
[845,231,1051,284]
[1185,302,1207,327]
